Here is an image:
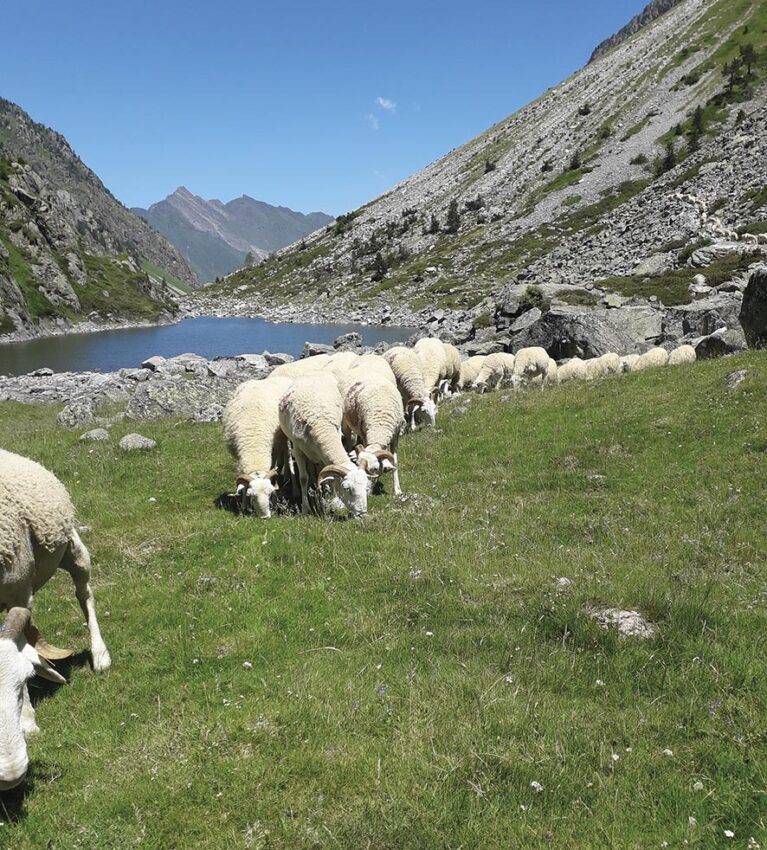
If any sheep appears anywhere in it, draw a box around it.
[348,354,397,387]
[383,347,438,429]
[475,352,515,392]
[557,357,588,383]
[337,370,405,495]
[512,346,550,386]
[634,347,669,371]
[0,449,111,789]
[270,354,331,380]
[222,375,293,518]
[619,354,640,373]
[441,342,462,394]
[584,352,621,380]
[323,351,359,379]
[667,344,696,366]
[278,374,372,517]
[457,356,486,391]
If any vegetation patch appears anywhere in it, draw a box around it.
[555,288,599,307]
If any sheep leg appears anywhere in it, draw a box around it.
[293,450,312,515]
[21,685,39,737]
[60,530,111,672]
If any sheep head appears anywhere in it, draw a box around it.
[0,608,66,791]
[406,397,437,430]
[235,469,279,519]
[352,445,381,478]
[318,463,369,518]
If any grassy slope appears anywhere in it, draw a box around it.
[1,353,767,847]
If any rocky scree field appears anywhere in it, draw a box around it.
[197,0,767,351]
[0,351,766,848]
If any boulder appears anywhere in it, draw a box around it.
[302,341,334,358]
[663,293,743,340]
[234,353,269,370]
[126,376,237,421]
[511,306,634,359]
[141,355,166,371]
[739,267,767,348]
[31,367,53,377]
[510,307,541,333]
[693,327,747,359]
[633,253,671,276]
[57,398,95,429]
[119,433,157,451]
[262,351,293,366]
[602,305,663,344]
[591,608,656,639]
[80,428,110,442]
[333,332,363,351]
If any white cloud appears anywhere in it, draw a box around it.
[364,112,380,131]
[375,96,396,112]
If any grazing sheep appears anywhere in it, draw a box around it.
[222,376,293,518]
[584,352,621,380]
[457,356,486,391]
[557,357,588,383]
[441,342,462,394]
[337,371,405,495]
[384,347,437,429]
[323,351,359,378]
[667,344,696,366]
[476,352,516,392]
[0,450,111,789]
[414,337,449,395]
[349,354,398,386]
[619,354,640,373]
[512,347,550,386]
[271,354,331,380]
[278,374,372,517]
[634,347,669,371]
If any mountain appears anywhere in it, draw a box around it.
[132,188,334,282]
[589,0,685,63]
[0,97,198,340]
[199,0,767,353]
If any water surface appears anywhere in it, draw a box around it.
[0,317,416,376]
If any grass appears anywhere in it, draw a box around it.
[596,250,757,305]
[555,288,600,307]
[0,233,59,320]
[2,354,767,847]
[78,254,176,320]
[139,259,193,295]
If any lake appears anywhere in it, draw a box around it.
[0,316,417,376]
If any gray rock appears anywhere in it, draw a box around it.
[633,253,671,276]
[141,355,166,371]
[302,341,334,358]
[724,369,747,390]
[510,307,542,332]
[120,367,150,382]
[234,353,269,369]
[603,305,663,343]
[591,608,656,639]
[693,327,747,359]
[333,332,363,351]
[603,292,625,308]
[126,375,237,421]
[739,267,767,349]
[688,281,713,296]
[512,306,634,359]
[57,398,95,428]
[80,428,109,441]
[664,294,742,340]
[119,433,157,451]
[31,367,53,377]
[689,242,744,268]
[262,351,293,366]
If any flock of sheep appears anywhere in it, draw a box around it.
[0,336,697,790]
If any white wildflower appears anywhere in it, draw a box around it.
[724,830,735,838]
[692,780,704,791]
[530,780,544,793]
[662,748,674,757]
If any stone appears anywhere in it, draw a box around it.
[739,267,767,348]
[603,292,624,308]
[603,305,662,343]
[333,332,363,351]
[512,306,634,359]
[633,253,671,276]
[234,353,269,369]
[120,368,150,382]
[126,375,237,421]
[57,398,95,428]
[141,355,166,371]
[302,341,334,358]
[262,352,293,366]
[510,307,541,332]
[591,608,656,639]
[80,428,109,441]
[693,327,747,359]
[555,577,573,590]
[724,369,747,390]
[31,367,53,377]
[664,294,742,340]
[119,433,157,451]
[689,242,742,268]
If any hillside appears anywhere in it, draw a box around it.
[199,0,767,354]
[0,98,198,340]
[133,187,333,282]
[1,351,766,847]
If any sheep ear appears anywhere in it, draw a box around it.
[380,458,395,472]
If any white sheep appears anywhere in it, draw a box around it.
[348,354,398,387]
[278,374,372,517]
[457,356,486,390]
[414,337,449,396]
[475,353,507,392]
[557,357,588,383]
[222,375,293,518]
[270,354,331,380]
[634,347,669,371]
[337,370,405,495]
[441,342,462,395]
[323,351,359,379]
[584,352,621,380]
[667,344,696,366]
[619,354,640,373]
[383,347,437,428]
[0,449,111,789]
[512,346,550,387]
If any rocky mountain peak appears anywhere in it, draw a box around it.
[589,0,685,63]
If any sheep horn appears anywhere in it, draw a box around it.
[374,449,396,467]
[0,607,31,640]
[318,464,348,481]
[354,445,365,456]
[236,474,255,489]
[405,398,422,414]
[264,468,279,481]
[24,622,74,660]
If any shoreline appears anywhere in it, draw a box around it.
[0,312,183,346]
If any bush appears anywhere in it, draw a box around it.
[445,200,460,234]
[568,150,582,171]
[519,284,550,313]
[630,153,648,165]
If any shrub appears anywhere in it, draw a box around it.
[630,153,648,165]
[568,150,582,171]
[484,159,497,173]
[445,200,460,234]
[519,284,550,313]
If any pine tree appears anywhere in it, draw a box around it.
[568,150,581,171]
[740,43,757,77]
[371,251,388,281]
[445,200,460,234]
[427,214,440,235]
[660,140,677,174]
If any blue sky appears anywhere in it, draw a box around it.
[1,1,647,216]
